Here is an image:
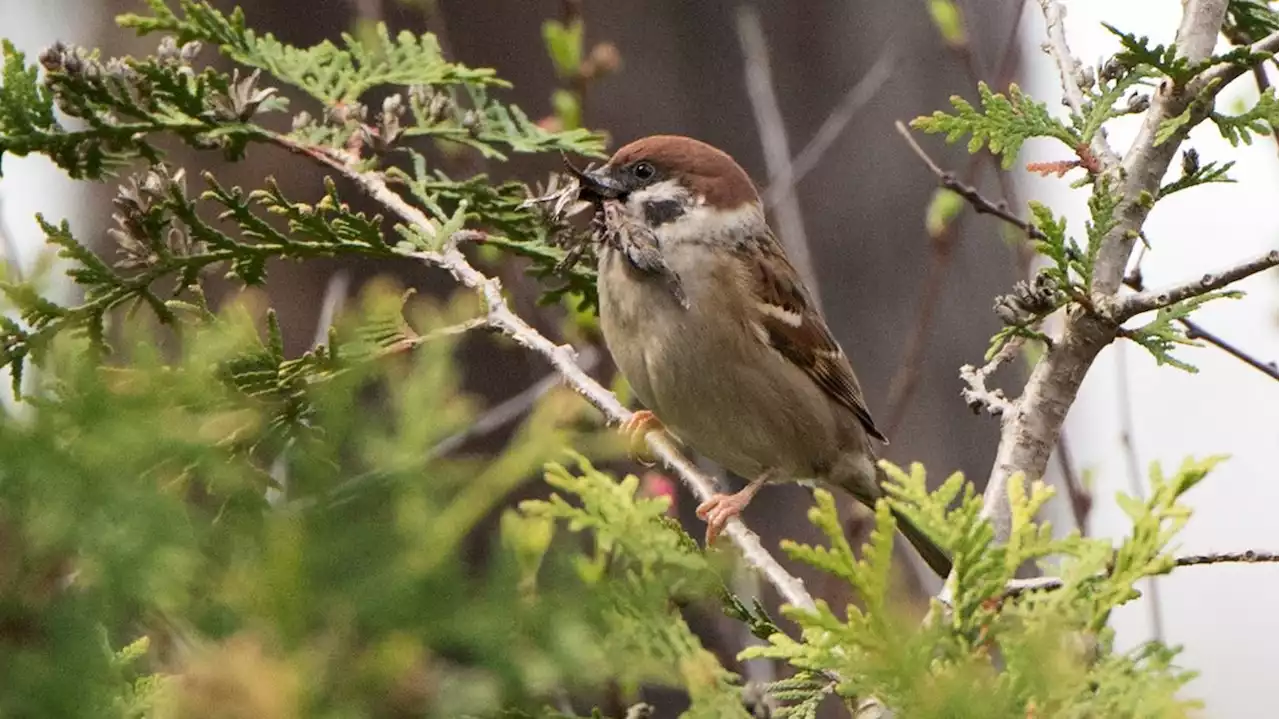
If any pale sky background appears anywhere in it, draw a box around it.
[1,1,1277,716]
[1018,3,1280,717]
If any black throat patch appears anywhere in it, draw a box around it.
[642,199,686,227]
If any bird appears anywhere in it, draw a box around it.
[568,134,953,578]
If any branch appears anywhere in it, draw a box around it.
[1117,250,1279,319]
[959,337,1022,418]
[1005,549,1279,594]
[1123,267,1279,379]
[901,116,1279,394]
[1053,433,1092,533]
[760,47,897,209]
[1113,341,1166,640]
[428,347,601,459]
[894,121,1047,242]
[1194,31,1280,93]
[1038,0,1122,168]
[264,132,821,613]
[735,5,820,305]
[1092,0,1230,294]
[882,1,1030,438]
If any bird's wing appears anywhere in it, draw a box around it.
[743,236,888,443]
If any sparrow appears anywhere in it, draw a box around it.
[569,135,953,578]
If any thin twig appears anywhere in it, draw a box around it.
[1053,433,1091,533]
[1114,340,1164,641]
[894,121,1048,242]
[266,270,352,508]
[313,270,352,346]
[265,131,822,613]
[428,346,600,459]
[0,193,23,282]
[735,5,820,303]
[898,120,1280,383]
[883,2,1030,437]
[1183,319,1279,378]
[760,47,897,209]
[1117,250,1280,318]
[1123,269,1279,379]
[1004,550,1280,594]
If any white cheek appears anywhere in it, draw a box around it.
[625,178,687,216]
[655,203,765,245]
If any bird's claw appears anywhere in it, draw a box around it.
[621,410,664,466]
[695,492,747,546]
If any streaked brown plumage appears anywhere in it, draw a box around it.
[575,135,951,578]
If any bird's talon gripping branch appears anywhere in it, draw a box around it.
[695,478,766,545]
[621,409,665,466]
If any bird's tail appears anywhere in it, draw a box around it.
[830,453,954,578]
[890,508,952,579]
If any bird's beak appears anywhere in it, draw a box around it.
[563,156,625,201]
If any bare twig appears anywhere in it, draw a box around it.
[760,47,897,209]
[313,270,352,346]
[428,346,600,459]
[267,270,352,508]
[735,5,819,303]
[1123,269,1279,379]
[1053,433,1091,533]
[1182,319,1279,378]
[894,121,1048,242]
[959,337,1023,417]
[1117,250,1280,319]
[265,132,821,613]
[0,194,23,282]
[882,3,1030,438]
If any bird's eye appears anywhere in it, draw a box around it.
[632,161,656,181]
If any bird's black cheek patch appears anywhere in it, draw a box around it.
[643,199,686,227]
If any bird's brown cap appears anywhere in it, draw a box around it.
[608,135,760,208]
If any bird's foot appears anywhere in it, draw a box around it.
[621,410,665,466]
[695,478,765,546]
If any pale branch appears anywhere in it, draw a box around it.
[267,270,352,508]
[761,47,897,210]
[735,4,820,305]
[264,132,821,613]
[960,337,1023,418]
[900,123,1278,379]
[1093,0,1230,294]
[970,0,1279,549]
[1004,549,1279,595]
[1116,249,1279,319]
[1037,0,1122,167]
[1194,30,1280,93]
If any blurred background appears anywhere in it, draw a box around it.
[1,0,1275,716]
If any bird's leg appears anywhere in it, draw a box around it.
[695,473,772,545]
[620,409,665,465]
